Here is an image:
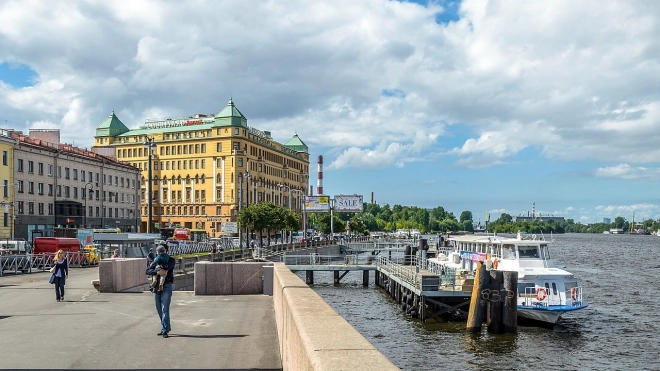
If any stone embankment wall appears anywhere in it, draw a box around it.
[272,263,399,371]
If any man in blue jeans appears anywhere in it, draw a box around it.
[147,245,175,338]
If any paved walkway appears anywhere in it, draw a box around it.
[0,267,282,370]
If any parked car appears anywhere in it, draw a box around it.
[83,245,100,265]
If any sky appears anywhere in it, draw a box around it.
[1,0,659,224]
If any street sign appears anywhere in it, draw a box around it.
[221,222,238,233]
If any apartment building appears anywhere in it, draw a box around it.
[9,129,141,240]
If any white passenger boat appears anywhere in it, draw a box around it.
[426,232,588,325]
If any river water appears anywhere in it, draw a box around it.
[300,233,660,371]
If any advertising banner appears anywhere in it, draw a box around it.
[221,222,238,233]
[305,195,330,212]
[334,195,364,212]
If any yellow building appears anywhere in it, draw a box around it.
[0,131,16,238]
[92,99,310,237]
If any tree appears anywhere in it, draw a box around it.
[460,210,473,223]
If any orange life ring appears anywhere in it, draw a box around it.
[493,258,499,269]
[571,287,578,300]
[536,288,547,301]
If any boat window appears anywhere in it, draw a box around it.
[545,282,550,293]
[502,244,516,260]
[518,245,540,259]
[551,282,557,295]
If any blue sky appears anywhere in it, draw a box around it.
[1,0,659,224]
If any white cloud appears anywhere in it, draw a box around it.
[0,0,658,176]
[594,164,660,180]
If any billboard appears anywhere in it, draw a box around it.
[334,195,364,212]
[305,195,330,212]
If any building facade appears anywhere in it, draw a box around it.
[92,99,310,237]
[0,131,16,238]
[9,129,141,241]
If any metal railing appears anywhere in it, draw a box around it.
[0,251,97,276]
[522,286,584,307]
[375,255,420,288]
[281,253,371,266]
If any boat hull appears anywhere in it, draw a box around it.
[517,302,589,325]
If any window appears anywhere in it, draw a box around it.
[17,180,24,193]
[17,159,23,172]
[217,143,222,152]
[57,166,61,177]
[64,186,70,198]
[48,184,53,196]
[73,169,78,180]
[48,164,53,176]
[38,183,44,195]
[18,201,24,214]
[234,128,239,135]
[238,158,243,167]
[201,159,205,169]
[81,171,85,182]
[73,187,78,199]
[48,203,53,215]
[56,185,62,197]
[3,179,7,197]
[65,167,70,179]
[3,212,7,227]
[2,151,6,166]
[28,161,34,174]
[201,144,206,153]
[28,182,34,194]
[115,176,118,186]
[38,163,43,175]
[38,203,44,215]
[28,202,34,214]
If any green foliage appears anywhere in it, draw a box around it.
[240,201,660,236]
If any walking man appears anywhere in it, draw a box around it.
[147,245,175,338]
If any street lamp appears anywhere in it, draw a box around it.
[291,189,305,239]
[83,182,93,228]
[143,137,157,234]
[238,170,251,253]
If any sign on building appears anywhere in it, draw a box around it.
[334,195,364,212]
[304,195,330,212]
[221,222,238,233]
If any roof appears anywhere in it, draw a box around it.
[215,98,247,127]
[284,133,309,154]
[96,111,130,137]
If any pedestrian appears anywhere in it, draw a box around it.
[147,247,155,266]
[146,244,175,338]
[50,249,68,302]
[112,249,118,258]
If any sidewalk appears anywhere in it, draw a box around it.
[0,267,282,370]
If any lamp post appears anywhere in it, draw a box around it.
[291,189,305,240]
[143,137,157,234]
[83,182,93,228]
[277,183,290,243]
[330,198,335,239]
[238,170,252,253]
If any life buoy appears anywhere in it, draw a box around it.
[493,258,499,269]
[571,287,578,300]
[536,288,547,301]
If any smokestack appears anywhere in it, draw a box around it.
[371,192,374,204]
[317,155,323,195]
[532,202,536,219]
